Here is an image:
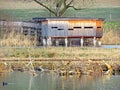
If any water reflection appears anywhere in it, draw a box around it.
[0,71,120,90]
[28,76,33,90]
[57,75,101,90]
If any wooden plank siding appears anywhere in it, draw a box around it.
[48,20,68,37]
[42,19,103,38]
[68,20,96,37]
[96,20,103,37]
[41,21,48,37]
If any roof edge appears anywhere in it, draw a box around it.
[33,17,105,21]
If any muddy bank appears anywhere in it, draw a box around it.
[1,60,120,76]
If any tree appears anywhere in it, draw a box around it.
[24,0,94,17]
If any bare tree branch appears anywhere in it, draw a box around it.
[33,0,57,16]
[68,6,82,10]
[23,0,95,17]
[59,0,73,16]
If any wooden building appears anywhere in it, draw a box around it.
[33,17,104,47]
[0,20,42,45]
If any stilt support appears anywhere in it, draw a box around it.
[98,38,102,46]
[93,37,96,47]
[65,37,68,47]
[47,37,52,46]
[81,37,84,47]
[42,38,46,46]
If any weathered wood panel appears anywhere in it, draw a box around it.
[41,21,48,37]
[40,19,103,38]
[96,20,103,37]
[67,20,96,37]
[48,20,68,37]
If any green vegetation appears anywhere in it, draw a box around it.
[0,8,120,21]
[104,21,120,31]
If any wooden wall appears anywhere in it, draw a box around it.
[42,19,103,38]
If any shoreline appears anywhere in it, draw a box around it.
[0,47,120,75]
[0,58,120,76]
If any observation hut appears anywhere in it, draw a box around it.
[33,17,104,47]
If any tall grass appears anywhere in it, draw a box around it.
[102,31,120,45]
[0,30,37,47]
[102,21,120,45]
[0,14,37,47]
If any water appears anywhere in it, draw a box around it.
[0,71,120,90]
[102,45,120,49]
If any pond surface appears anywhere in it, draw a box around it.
[102,45,120,49]
[0,71,120,90]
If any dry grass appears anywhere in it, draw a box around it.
[102,30,120,45]
[0,47,120,74]
[0,63,6,72]
[0,31,37,47]
[0,47,119,59]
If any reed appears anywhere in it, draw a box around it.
[0,30,37,47]
[102,30,120,45]
[102,21,120,45]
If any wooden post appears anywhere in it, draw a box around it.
[81,37,84,47]
[65,37,68,47]
[98,38,102,46]
[93,37,96,47]
[56,39,59,46]
[69,39,72,47]
[42,38,46,46]
[47,37,52,46]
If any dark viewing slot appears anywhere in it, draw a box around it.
[73,27,82,28]
[84,26,93,28]
[68,29,73,30]
[58,29,64,30]
[51,27,58,29]
[97,27,101,28]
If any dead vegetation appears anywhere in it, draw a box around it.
[102,30,120,45]
[0,63,6,73]
[0,30,37,47]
